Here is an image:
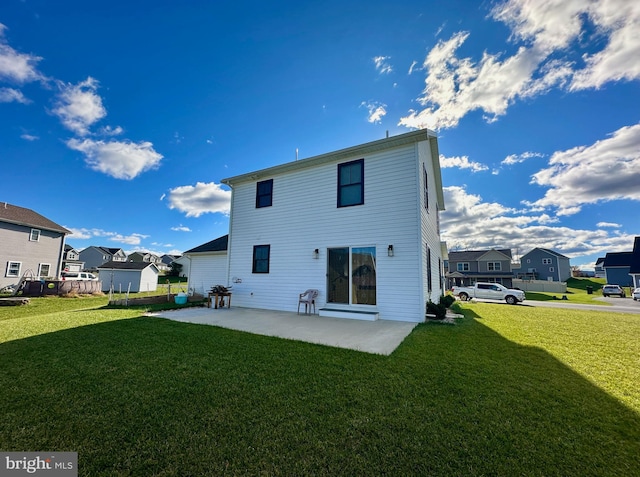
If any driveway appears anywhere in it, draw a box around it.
[148,306,418,355]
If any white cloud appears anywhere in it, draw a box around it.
[502,151,544,165]
[597,222,621,228]
[360,101,387,124]
[171,225,192,232]
[109,233,148,245]
[167,182,231,217]
[408,60,419,75]
[373,56,393,74]
[0,87,29,103]
[0,23,43,83]
[99,125,123,136]
[66,138,163,180]
[439,154,488,172]
[530,122,640,215]
[399,0,640,130]
[53,77,107,136]
[20,133,39,141]
[65,227,148,245]
[441,185,634,260]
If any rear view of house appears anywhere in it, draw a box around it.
[221,129,445,322]
[0,202,70,289]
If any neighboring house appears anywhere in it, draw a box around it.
[514,248,571,282]
[602,236,640,288]
[220,129,445,323]
[0,202,70,288]
[79,246,127,271]
[594,257,606,278]
[183,235,229,295]
[128,251,161,264]
[97,261,159,293]
[446,249,515,288]
[171,255,190,278]
[62,245,85,273]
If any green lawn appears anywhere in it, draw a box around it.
[525,277,611,304]
[0,298,638,476]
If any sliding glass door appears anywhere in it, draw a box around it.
[327,246,376,305]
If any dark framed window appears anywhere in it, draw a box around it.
[337,159,364,207]
[423,164,429,211]
[427,245,432,293]
[256,179,273,208]
[252,245,270,273]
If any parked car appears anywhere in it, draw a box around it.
[451,282,525,305]
[633,288,640,301]
[601,284,625,297]
[61,271,98,281]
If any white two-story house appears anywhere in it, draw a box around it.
[220,129,445,323]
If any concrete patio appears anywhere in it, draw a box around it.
[148,306,419,355]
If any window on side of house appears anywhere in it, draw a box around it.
[256,179,273,208]
[38,263,51,278]
[542,258,552,265]
[337,159,364,207]
[549,267,555,272]
[30,229,40,241]
[457,262,470,272]
[426,245,432,293]
[6,261,21,277]
[252,245,271,273]
[488,262,502,271]
[423,164,429,211]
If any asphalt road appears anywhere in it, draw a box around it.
[523,296,640,314]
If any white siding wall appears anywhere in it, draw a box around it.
[227,142,439,322]
[187,253,228,295]
[99,268,158,292]
[418,140,445,305]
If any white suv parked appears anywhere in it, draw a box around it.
[61,271,98,281]
[602,284,625,297]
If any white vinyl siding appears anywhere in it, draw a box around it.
[227,142,434,322]
[187,253,228,295]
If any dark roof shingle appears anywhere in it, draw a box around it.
[0,202,70,234]
[184,235,229,254]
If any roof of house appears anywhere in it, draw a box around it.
[448,249,513,261]
[0,202,70,234]
[603,252,633,267]
[522,248,570,259]
[221,129,445,211]
[97,261,159,271]
[184,235,229,254]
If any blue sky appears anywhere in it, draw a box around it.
[1,0,638,268]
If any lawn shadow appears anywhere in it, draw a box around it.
[0,314,638,476]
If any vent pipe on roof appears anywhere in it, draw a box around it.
[295,148,299,161]
[386,130,389,138]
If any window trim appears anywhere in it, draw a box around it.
[426,245,432,293]
[423,163,429,211]
[30,229,41,241]
[38,263,51,278]
[6,261,21,278]
[337,159,364,208]
[457,262,470,272]
[256,179,274,208]
[488,261,502,271]
[252,245,271,274]
[542,258,552,265]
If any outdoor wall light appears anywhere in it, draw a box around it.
[388,245,394,257]
[313,248,319,259]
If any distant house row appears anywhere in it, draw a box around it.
[594,237,640,288]
[0,202,183,291]
[445,247,571,289]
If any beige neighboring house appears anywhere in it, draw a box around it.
[0,202,70,289]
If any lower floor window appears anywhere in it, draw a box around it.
[6,261,21,277]
[38,263,51,278]
[252,245,270,273]
[327,246,376,305]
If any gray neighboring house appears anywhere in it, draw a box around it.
[127,251,161,264]
[514,248,571,282]
[0,202,70,288]
[79,246,127,271]
[183,235,228,295]
[62,245,85,273]
[97,261,159,293]
[602,236,640,288]
[446,249,515,288]
[594,257,606,278]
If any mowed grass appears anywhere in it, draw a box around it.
[0,298,638,476]
[524,277,610,304]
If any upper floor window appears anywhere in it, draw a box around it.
[488,262,502,271]
[423,164,429,211]
[252,245,271,273]
[542,258,552,264]
[457,262,470,272]
[426,245,432,293]
[337,159,364,207]
[30,229,40,241]
[256,179,273,208]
